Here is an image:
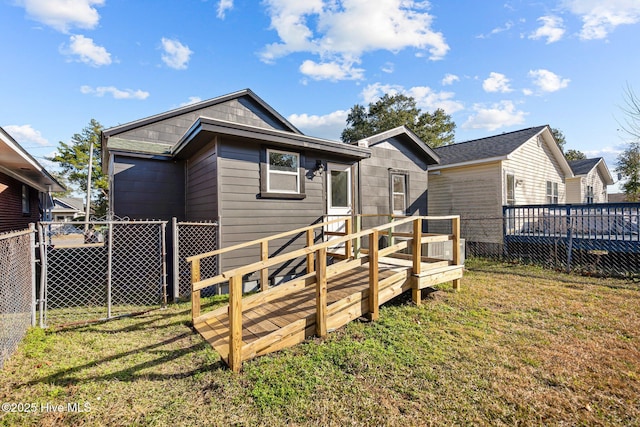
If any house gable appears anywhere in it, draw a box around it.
[566,158,614,203]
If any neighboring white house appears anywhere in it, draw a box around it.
[566,158,614,204]
[428,125,573,251]
[51,197,85,222]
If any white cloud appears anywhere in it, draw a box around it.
[441,73,459,86]
[360,83,464,115]
[62,34,111,67]
[160,38,193,70]
[179,96,203,107]
[477,21,514,39]
[529,15,565,43]
[288,110,348,140]
[80,85,150,100]
[462,101,527,131]
[217,0,234,19]
[562,0,640,40]
[4,124,49,146]
[16,0,104,33]
[528,69,570,92]
[299,58,364,81]
[482,72,512,93]
[381,62,394,74]
[260,0,449,81]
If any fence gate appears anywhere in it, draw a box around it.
[172,219,219,300]
[38,220,167,327]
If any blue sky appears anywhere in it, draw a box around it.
[2,0,640,191]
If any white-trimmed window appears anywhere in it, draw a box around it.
[586,186,594,204]
[546,181,558,204]
[390,172,408,215]
[267,149,300,194]
[506,173,516,206]
[21,185,30,214]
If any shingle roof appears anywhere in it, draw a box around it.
[433,126,548,166]
[568,158,601,175]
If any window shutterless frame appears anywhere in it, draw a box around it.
[259,147,306,199]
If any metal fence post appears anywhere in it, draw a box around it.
[106,221,114,318]
[29,223,36,327]
[161,222,168,308]
[37,223,47,328]
[172,217,179,303]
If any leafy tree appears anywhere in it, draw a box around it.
[616,141,640,202]
[341,93,456,147]
[616,84,640,201]
[49,119,108,217]
[551,127,566,152]
[565,149,586,161]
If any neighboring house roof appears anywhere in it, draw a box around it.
[353,125,440,165]
[430,125,573,176]
[567,157,614,185]
[0,126,65,192]
[53,197,84,212]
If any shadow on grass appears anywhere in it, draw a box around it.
[26,330,227,387]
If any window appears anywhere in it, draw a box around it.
[21,185,30,214]
[260,148,306,199]
[330,169,349,208]
[390,172,408,215]
[267,149,299,193]
[546,181,558,204]
[586,186,594,204]
[506,174,516,206]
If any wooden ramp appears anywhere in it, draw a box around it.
[188,215,464,372]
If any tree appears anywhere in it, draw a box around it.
[551,127,566,152]
[340,93,456,147]
[49,119,108,217]
[616,84,640,201]
[565,149,586,161]
[616,141,640,202]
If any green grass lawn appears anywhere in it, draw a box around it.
[1,259,639,426]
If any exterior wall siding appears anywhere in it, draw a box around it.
[113,97,290,145]
[359,137,429,231]
[112,156,185,220]
[217,137,342,276]
[186,140,218,221]
[503,136,566,205]
[0,172,39,233]
[428,162,503,244]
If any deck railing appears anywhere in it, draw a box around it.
[188,215,461,372]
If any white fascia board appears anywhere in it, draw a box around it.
[428,155,507,171]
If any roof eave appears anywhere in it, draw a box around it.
[429,155,508,171]
[174,117,371,160]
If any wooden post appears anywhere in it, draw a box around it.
[368,230,379,321]
[315,247,327,337]
[345,216,353,259]
[229,274,243,373]
[452,216,461,291]
[387,215,395,247]
[306,229,314,274]
[260,241,269,291]
[191,258,201,321]
[412,218,422,305]
[354,215,362,259]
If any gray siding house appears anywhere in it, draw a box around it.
[102,89,440,284]
[103,90,367,278]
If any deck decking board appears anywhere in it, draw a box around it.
[193,258,464,369]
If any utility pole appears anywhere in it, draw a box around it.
[84,139,94,233]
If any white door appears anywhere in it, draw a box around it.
[326,163,352,254]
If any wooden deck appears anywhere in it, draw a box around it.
[188,215,464,372]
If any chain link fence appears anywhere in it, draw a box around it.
[462,203,640,278]
[172,219,218,299]
[39,220,167,327]
[0,226,35,368]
